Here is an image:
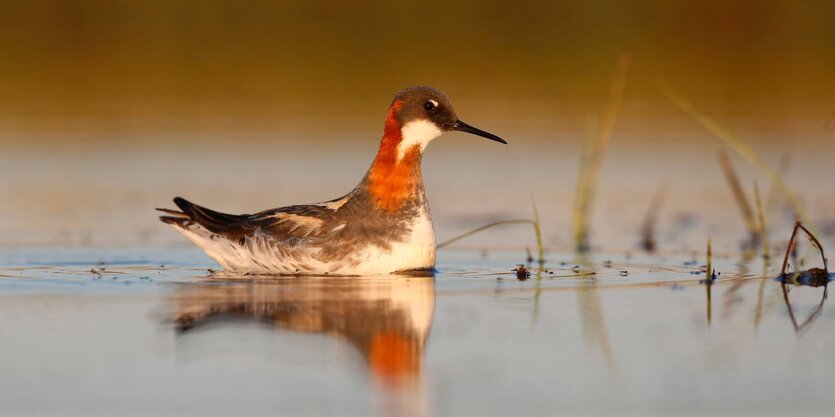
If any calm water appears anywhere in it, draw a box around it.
[1,247,832,417]
[4,7,835,413]
[1,129,834,416]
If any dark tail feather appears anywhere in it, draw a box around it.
[159,215,189,226]
[156,204,190,226]
[165,197,247,234]
[156,208,188,217]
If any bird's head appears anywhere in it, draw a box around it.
[384,86,506,159]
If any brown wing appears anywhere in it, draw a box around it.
[157,197,341,243]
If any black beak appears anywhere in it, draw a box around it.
[452,120,507,144]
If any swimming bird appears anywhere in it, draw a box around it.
[157,86,506,275]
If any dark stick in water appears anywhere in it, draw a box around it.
[780,222,829,276]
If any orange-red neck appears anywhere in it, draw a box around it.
[367,101,423,213]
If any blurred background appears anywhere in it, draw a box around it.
[1,0,834,251]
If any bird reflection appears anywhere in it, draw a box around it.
[168,274,435,382]
[779,269,831,336]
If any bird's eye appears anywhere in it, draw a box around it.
[423,101,436,111]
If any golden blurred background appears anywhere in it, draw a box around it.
[1,1,833,249]
[2,0,834,142]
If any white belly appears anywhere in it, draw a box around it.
[347,209,436,275]
[175,209,436,276]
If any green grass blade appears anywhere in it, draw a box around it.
[436,220,536,249]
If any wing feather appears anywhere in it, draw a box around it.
[158,197,346,244]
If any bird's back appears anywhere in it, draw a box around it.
[158,183,435,275]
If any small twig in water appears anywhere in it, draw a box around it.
[780,222,829,276]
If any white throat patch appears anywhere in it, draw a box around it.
[397,119,443,160]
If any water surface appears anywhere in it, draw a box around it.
[1,247,832,417]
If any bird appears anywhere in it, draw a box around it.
[157,86,507,275]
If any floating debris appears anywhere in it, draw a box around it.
[782,268,830,287]
[776,222,830,336]
[512,265,530,280]
[780,222,829,277]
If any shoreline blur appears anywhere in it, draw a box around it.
[2,1,834,144]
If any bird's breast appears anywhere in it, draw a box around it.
[353,207,436,274]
